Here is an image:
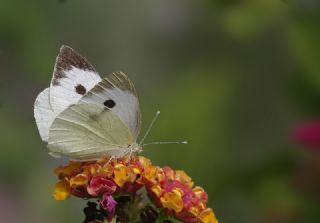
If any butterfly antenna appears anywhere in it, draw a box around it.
[139,110,161,145]
[141,141,188,147]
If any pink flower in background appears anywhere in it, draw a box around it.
[294,120,320,150]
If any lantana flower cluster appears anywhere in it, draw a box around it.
[53,155,218,223]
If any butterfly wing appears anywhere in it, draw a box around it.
[34,45,101,142]
[48,103,133,160]
[79,71,141,140]
[49,45,101,115]
[34,88,55,141]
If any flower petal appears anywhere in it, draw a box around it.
[87,176,117,196]
[198,208,218,223]
[53,180,70,200]
[54,162,82,178]
[70,174,88,187]
[160,190,184,213]
[100,194,117,221]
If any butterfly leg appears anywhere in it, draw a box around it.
[105,155,115,165]
[127,147,136,161]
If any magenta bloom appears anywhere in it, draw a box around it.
[87,176,117,196]
[100,194,117,221]
[294,121,320,150]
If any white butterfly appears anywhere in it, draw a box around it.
[34,46,186,161]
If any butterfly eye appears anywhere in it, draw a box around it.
[104,99,116,108]
[75,84,86,95]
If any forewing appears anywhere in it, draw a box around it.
[49,45,101,115]
[80,71,141,140]
[48,103,133,160]
[34,88,55,142]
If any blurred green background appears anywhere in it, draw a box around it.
[1,0,320,222]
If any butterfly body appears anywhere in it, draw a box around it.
[34,46,142,161]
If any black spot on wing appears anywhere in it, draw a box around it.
[75,84,86,95]
[53,45,97,85]
[104,99,116,108]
